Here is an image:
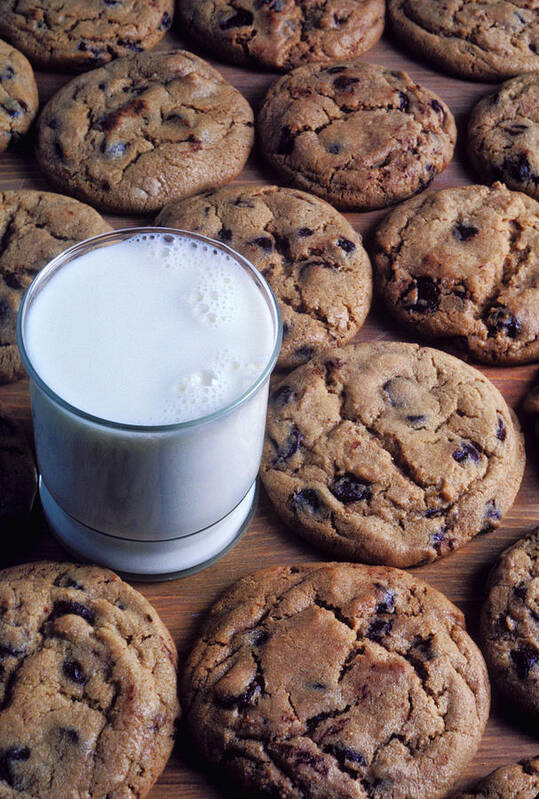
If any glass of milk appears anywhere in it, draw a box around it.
[17,228,281,579]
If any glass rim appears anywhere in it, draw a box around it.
[17,226,282,433]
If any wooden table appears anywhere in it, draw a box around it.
[0,20,537,798]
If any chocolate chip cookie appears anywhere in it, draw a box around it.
[261,341,525,567]
[257,62,456,210]
[182,563,490,799]
[0,405,36,523]
[156,185,372,370]
[0,0,174,71]
[374,182,539,364]
[0,190,112,384]
[453,757,539,799]
[0,38,38,152]
[0,561,179,798]
[481,528,539,717]
[388,0,539,81]
[177,0,385,71]
[468,73,539,199]
[35,50,255,214]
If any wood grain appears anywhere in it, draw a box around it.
[0,20,538,797]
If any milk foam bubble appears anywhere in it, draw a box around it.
[25,232,275,425]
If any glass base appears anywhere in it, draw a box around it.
[40,478,257,581]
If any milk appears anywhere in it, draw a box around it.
[25,232,274,425]
[18,229,281,577]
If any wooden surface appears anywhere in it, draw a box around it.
[0,19,538,798]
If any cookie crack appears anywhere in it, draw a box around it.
[313,597,355,630]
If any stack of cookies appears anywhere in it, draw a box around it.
[0,0,537,797]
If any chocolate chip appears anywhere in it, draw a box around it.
[374,584,395,613]
[430,527,446,551]
[514,582,527,600]
[325,742,366,767]
[160,10,172,29]
[367,618,392,641]
[291,488,325,517]
[220,8,254,29]
[430,98,446,121]
[0,746,30,789]
[503,153,533,183]
[333,12,347,24]
[274,425,303,461]
[480,499,501,532]
[271,385,295,408]
[1,100,20,118]
[282,321,290,338]
[334,76,360,91]
[406,414,426,426]
[219,228,232,242]
[484,499,500,520]
[0,644,24,658]
[402,276,440,313]
[62,658,87,685]
[103,0,122,5]
[331,474,371,504]
[486,305,522,338]
[59,727,79,744]
[295,345,315,362]
[453,223,479,241]
[382,379,402,407]
[510,647,538,679]
[298,227,314,237]
[398,92,409,112]
[251,629,269,646]
[337,238,356,253]
[104,141,128,158]
[328,143,341,154]
[309,681,327,690]
[326,66,347,74]
[53,574,84,590]
[0,67,14,80]
[78,41,99,58]
[4,274,23,290]
[452,442,480,463]
[118,39,143,52]
[277,125,295,155]
[424,507,446,518]
[50,600,95,625]
[249,236,273,252]
[272,234,289,258]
